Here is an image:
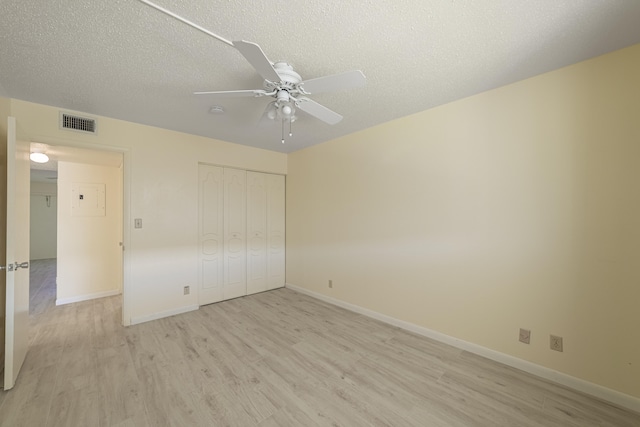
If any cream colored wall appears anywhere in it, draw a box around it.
[0,96,10,363]
[30,182,57,260]
[10,99,287,322]
[56,161,120,302]
[286,44,640,398]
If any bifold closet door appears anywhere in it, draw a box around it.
[247,172,268,294]
[198,165,224,305]
[246,172,285,295]
[267,173,285,290]
[199,166,281,304]
[223,168,247,300]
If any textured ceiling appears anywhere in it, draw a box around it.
[2,1,640,153]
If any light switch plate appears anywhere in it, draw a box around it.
[134,218,142,229]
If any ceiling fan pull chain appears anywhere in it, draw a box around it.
[281,119,285,144]
[289,119,293,137]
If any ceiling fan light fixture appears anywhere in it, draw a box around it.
[277,101,296,120]
[266,104,277,120]
[30,152,49,163]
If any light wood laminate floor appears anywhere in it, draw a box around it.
[1,259,638,426]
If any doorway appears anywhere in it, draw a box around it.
[29,143,125,317]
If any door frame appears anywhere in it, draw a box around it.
[28,136,132,326]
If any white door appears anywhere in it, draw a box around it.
[223,168,246,300]
[198,164,224,305]
[246,172,267,295]
[267,174,285,290]
[3,117,30,390]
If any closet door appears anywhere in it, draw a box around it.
[223,168,247,300]
[246,172,268,295]
[267,174,285,290]
[198,164,224,305]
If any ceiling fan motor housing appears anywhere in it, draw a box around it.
[264,62,302,93]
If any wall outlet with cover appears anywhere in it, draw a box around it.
[519,328,531,344]
[550,335,563,352]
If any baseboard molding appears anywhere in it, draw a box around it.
[56,289,121,306]
[285,283,640,414]
[130,305,199,326]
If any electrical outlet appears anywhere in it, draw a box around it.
[550,335,563,352]
[183,286,190,295]
[328,280,333,288]
[519,328,531,344]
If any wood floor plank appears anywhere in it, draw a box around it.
[0,365,57,427]
[542,393,640,427]
[46,388,101,427]
[1,259,639,427]
[95,343,148,427]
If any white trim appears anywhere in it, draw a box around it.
[56,289,121,306]
[121,150,132,326]
[285,283,640,414]
[130,305,199,326]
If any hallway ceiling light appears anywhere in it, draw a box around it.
[30,152,50,163]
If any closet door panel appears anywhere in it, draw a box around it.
[198,165,224,305]
[223,168,247,300]
[246,172,268,295]
[267,174,285,290]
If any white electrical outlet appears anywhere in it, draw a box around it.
[183,286,190,295]
[519,328,531,344]
[550,335,563,352]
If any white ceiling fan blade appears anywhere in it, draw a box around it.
[232,40,281,82]
[194,89,267,97]
[300,70,366,94]
[296,98,343,125]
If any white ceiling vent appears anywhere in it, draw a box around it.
[59,112,97,134]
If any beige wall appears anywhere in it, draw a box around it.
[56,161,121,303]
[9,98,287,322]
[0,96,9,363]
[286,44,640,398]
[30,182,57,260]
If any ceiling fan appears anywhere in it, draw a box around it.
[138,0,366,142]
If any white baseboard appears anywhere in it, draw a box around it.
[285,283,640,414]
[130,305,199,326]
[56,289,121,306]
